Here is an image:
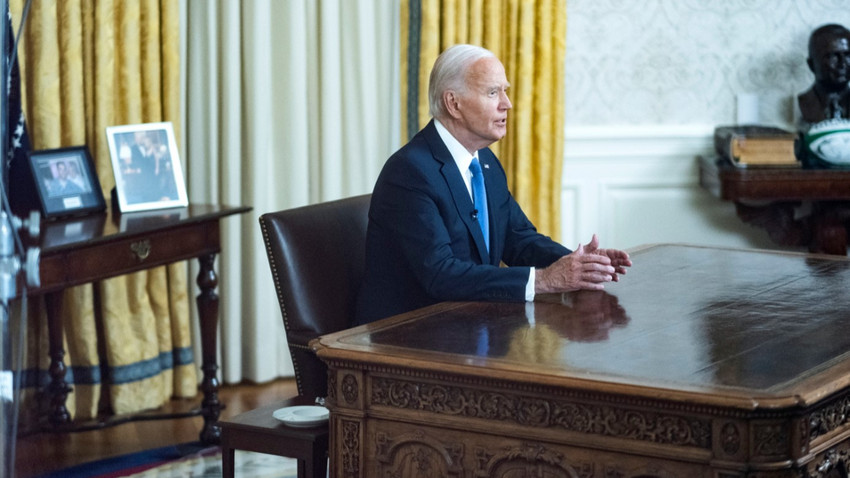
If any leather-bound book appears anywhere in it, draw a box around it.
[714,125,799,167]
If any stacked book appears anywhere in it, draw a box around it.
[714,125,800,168]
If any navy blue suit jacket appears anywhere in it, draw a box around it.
[354,120,571,325]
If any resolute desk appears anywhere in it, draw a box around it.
[314,244,850,477]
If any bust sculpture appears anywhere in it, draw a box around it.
[797,24,850,125]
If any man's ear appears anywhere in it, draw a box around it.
[807,56,815,74]
[444,91,462,119]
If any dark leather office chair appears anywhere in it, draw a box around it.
[259,194,371,399]
[223,197,369,478]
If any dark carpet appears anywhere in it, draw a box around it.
[35,442,297,477]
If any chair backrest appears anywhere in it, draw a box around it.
[259,194,371,399]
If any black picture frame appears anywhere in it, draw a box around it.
[27,146,106,219]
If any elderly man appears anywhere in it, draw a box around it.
[354,44,631,325]
[798,24,850,125]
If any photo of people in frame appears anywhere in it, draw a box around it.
[40,156,91,198]
[114,128,180,205]
[28,146,106,218]
[107,121,188,213]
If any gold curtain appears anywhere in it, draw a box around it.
[10,0,195,425]
[401,0,566,239]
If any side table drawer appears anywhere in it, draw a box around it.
[37,221,220,292]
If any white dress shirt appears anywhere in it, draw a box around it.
[433,119,536,301]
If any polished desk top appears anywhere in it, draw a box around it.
[39,204,251,251]
[316,243,850,410]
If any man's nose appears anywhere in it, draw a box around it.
[501,91,512,110]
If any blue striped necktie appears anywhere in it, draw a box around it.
[469,157,489,252]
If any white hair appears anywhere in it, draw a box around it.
[428,44,495,120]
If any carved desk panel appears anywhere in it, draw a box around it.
[315,244,850,477]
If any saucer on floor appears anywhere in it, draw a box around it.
[272,405,329,428]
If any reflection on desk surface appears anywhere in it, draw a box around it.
[38,205,250,251]
[351,244,850,393]
[40,208,188,249]
[117,207,188,231]
[41,213,107,249]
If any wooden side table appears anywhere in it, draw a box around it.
[32,204,251,443]
[698,155,850,254]
[219,395,328,478]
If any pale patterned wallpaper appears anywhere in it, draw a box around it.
[565,0,850,128]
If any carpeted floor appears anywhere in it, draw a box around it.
[36,443,298,478]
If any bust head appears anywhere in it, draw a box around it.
[799,24,850,124]
[808,24,850,92]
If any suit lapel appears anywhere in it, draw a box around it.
[423,121,491,264]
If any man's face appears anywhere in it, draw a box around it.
[810,35,850,90]
[451,57,512,151]
[56,162,67,179]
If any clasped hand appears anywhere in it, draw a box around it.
[535,234,632,294]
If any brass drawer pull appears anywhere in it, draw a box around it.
[130,240,151,261]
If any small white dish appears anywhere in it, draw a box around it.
[272,405,329,428]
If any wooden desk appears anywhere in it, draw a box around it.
[314,244,850,477]
[698,155,850,255]
[31,204,250,443]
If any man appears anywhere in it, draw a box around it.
[798,24,850,125]
[49,161,83,196]
[354,44,631,325]
[66,160,87,191]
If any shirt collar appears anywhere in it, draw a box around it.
[434,118,477,172]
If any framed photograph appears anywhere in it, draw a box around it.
[27,146,106,218]
[106,121,188,212]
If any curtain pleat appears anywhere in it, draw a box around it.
[401,0,566,240]
[11,0,195,425]
[183,0,399,384]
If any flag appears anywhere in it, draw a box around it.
[5,7,34,215]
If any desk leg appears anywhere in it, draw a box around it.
[45,291,72,426]
[197,253,223,444]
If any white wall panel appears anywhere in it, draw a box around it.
[561,126,800,254]
[559,185,580,248]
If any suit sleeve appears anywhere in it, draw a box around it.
[492,168,572,267]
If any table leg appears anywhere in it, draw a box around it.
[45,291,71,426]
[221,446,235,478]
[811,207,848,255]
[308,454,328,478]
[197,253,223,444]
[734,201,849,256]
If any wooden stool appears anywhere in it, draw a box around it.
[219,396,329,478]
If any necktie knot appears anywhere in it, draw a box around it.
[470,156,483,177]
